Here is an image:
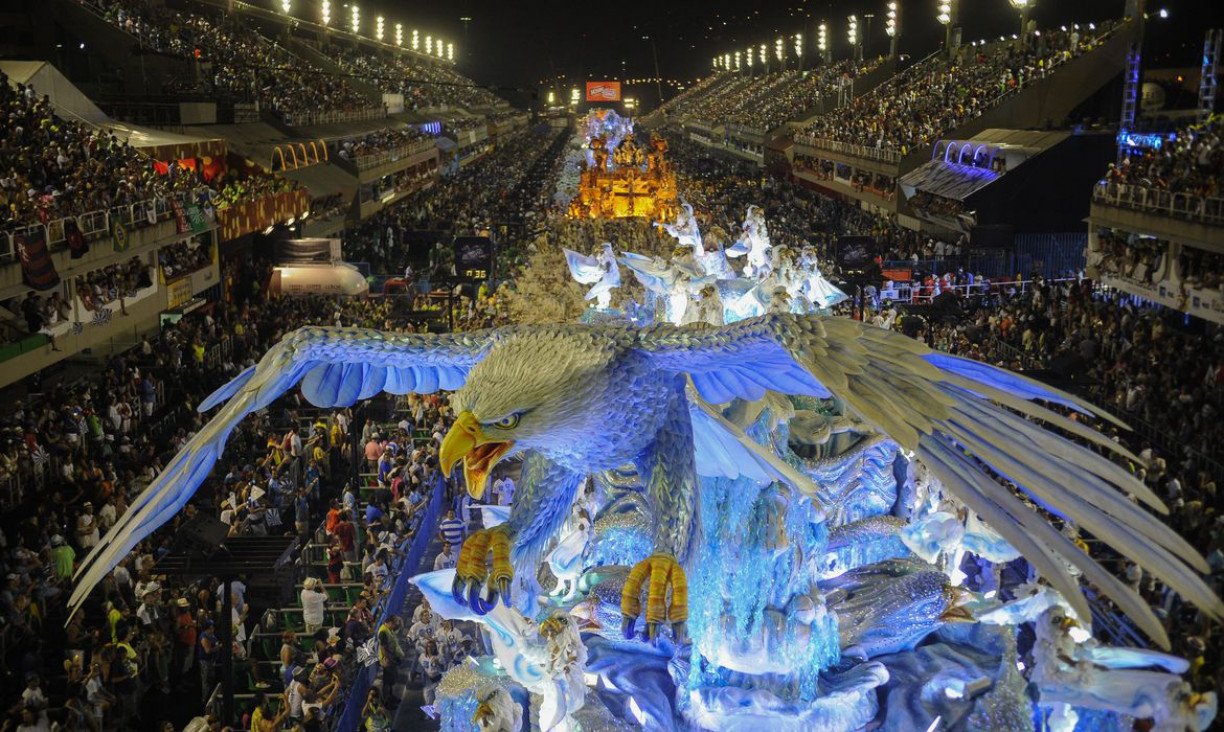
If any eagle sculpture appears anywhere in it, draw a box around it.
[69,314,1222,649]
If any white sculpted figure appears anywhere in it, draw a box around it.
[727,205,773,278]
[412,570,587,731]
[563,243,621,310]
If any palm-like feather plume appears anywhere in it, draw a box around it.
[637,314,1223,649]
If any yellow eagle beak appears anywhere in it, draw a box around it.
[440,411,514,500]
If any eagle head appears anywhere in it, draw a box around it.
[441,330,625,499]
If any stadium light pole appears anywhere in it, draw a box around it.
[775,37,785,70]
[320,0,330,26]
[1009,0,1032,43]
[642,35,664,106]
[412,28,419,51]
[795,33,804,71]
[818,22,829,64]
[746,45,754,74]
[863,13,875,58]
[349,4,359,36]
[375,15,384,42]
[759,43,768,72]
[937,0,958,57]
[847,15,860,61]
[395,23,402,47]
[885,1,900,58]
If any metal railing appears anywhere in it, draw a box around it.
[1092,181,1224,226]
[793,136,904,164]
[280,107,386,128]
[1,195,184,262]
[351,138,437,171]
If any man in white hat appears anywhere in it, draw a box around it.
[300,577,328,637]
[137,583,163,628]
[76,503,99,549]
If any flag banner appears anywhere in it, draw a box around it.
[186,204,208,233]
[64,218,89,258]
[16,233,60,290]
[112,220,129,252]
[171,199,188,234]
[92,307,113,327]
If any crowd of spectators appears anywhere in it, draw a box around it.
[0,71,301,243]
[157,238,212,282]
[798,24,1119,155]
[331,52,503,112]
[666,58,885,133]
[0,74,174,230]
[1101,117,1223,205]
[1090,229,1224,295]
[75,257,153,312]
[0,268,485,729]
[332,128,432,165]
[342,129,566,276]
[81,0,376,121]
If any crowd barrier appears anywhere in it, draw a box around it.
[333,472,445,730]
[352,139,438,172]
[280,107,386,129]
[1093,181,1224,226]
[1,195,181,263]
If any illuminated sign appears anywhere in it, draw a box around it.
[585,81,622,102]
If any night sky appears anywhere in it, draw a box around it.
[362,0,1208,103]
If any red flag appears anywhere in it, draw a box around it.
[64,218,89,258]
[16,233,60,290]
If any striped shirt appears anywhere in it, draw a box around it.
[438,518,466,547]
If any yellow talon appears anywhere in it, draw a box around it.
[453,528,514,613]
[621,554,688,642]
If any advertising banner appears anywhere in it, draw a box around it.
[585,81,622,102]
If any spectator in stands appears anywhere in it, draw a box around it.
[300,576,328,637]
[438,508,465,551]
[433,542,457,571]
[376,615,404,706]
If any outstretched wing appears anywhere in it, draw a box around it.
[563,248,605,285]
[618,252,671,293]
[635,313,1223,649]
[69,326,497,617]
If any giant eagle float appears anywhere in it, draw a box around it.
[69,313,1222,659]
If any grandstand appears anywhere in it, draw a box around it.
[0,0,1220,729]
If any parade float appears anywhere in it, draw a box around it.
[565,111,678,221]
[69,127,1221,731]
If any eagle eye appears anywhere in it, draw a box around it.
[490,413,521,430]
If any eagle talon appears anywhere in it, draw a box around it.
[620,554,688,645]
[455,527,514,612]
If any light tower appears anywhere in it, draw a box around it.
[775,36,785,69]
[794,33,804,70]
[412,28,419,51]
[848,15,861,61]
[375,15,384,42]
[1009,0,1032,43]
[937,0,959,57]
[746,45,754,73]
[320,0,330,26]
[759,43,767,72]
[349,4,359,36]
[885,1,900,58]
[818,22,829,63]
